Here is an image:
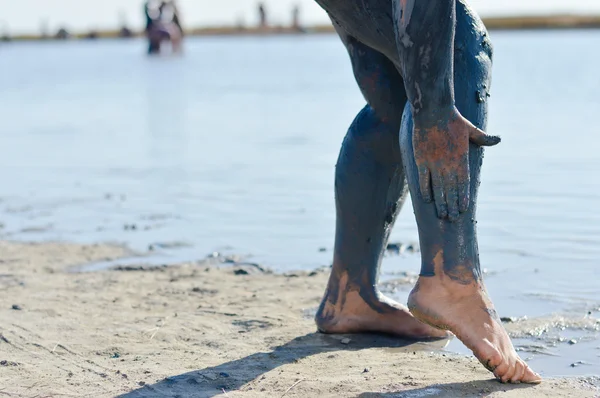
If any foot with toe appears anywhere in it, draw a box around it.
[408,276,542,384]
[316,272,449,339]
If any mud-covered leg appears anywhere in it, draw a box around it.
[315,29,446,339]
[401,3,541,383]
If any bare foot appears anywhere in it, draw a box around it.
[316,273,448,339]
[408,277,542,384]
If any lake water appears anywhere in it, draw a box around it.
[0,31,599,377]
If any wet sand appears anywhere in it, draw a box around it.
[0,241,598,397]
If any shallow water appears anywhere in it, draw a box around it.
[1,31,599,377]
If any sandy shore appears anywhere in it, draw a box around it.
[0,241,598,397]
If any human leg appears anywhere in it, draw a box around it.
[147,29,161,55]
[315,28,446,339]
[400,2,541,383]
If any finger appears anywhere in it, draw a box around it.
[418,165,432,203]
[445,174,459,222]
[431,173,448,219]
[469,127,501,147]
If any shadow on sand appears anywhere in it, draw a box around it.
[118,332,418,397]
[118,332,535,398]
[358,379,534,397]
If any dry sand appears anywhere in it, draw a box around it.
[0,241,598,397]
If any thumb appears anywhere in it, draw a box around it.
[469,127,501,147]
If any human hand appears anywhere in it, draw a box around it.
[413,106,500,221]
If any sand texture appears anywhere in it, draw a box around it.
[0,241,598,397]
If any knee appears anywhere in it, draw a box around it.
[341,106,401,161]
[344,38,406,124]
[335,106,403,192]
[355,71,406,125]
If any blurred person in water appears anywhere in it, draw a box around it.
[144,0,183,55]
[312,0,542,384]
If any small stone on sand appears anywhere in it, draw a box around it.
[340,338,351,345]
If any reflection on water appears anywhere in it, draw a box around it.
[0,32,599,376]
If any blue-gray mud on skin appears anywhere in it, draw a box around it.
[316,0,499,226]
[393,0,499,222]
[312,5,546,380]
[315,31,411,327]
[400,1,493,282]
[393,0,456,117]
[316,0,494,326]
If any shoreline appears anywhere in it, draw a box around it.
[3,14,600,42]
[0,240,598,397]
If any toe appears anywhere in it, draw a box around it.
[500,361,517,384]
[492,364,505,380]
[489,355,507,379]
[480,348,503,374]
[521,365,543,384]
[510,360,525,384]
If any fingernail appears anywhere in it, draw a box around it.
[489,136,501,145]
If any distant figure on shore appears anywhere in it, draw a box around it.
[144,0,183,55]
[0,21,10,42]
[292,5,302,31]
[55,27,70,40]
[258,3,268,28]
[119,26,134,38]
[169,1,184,37]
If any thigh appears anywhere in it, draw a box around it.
[453,0,493,129]
[332,20,407,126]
[401,1,493,153]
[331,0,493,127]
[400,1,492,135]
[320,0,398,61]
